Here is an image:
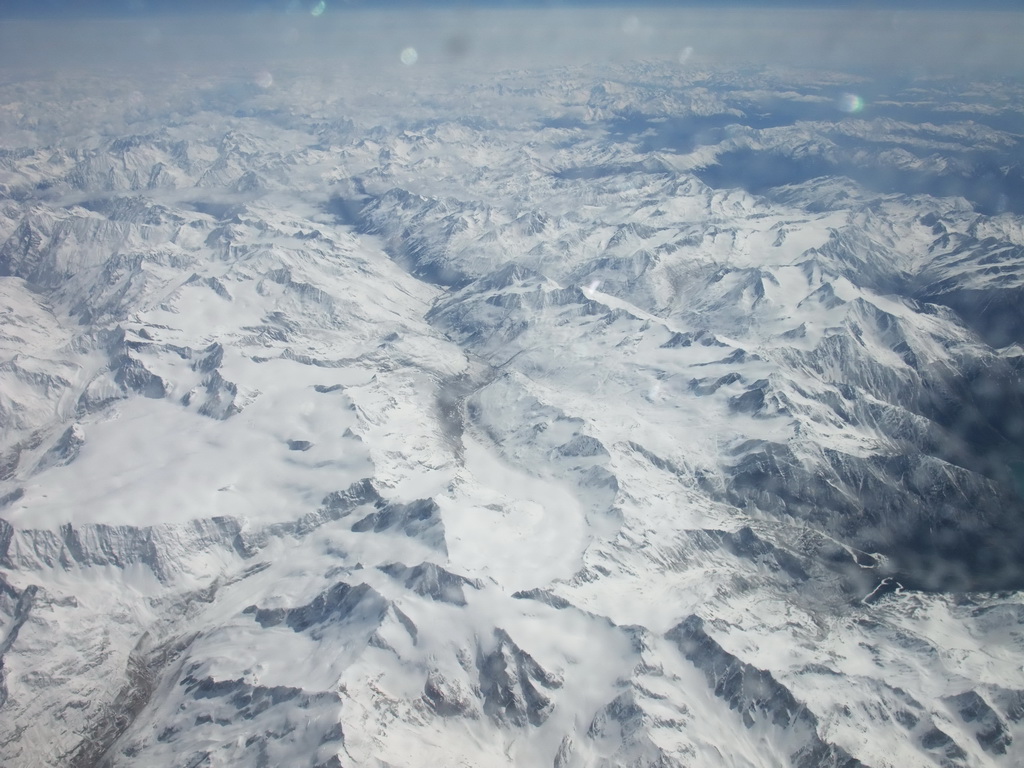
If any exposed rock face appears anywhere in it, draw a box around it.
[0,517,246,582]
[37,424,85,471]
[245,581,390,639]
[667,616,864,768]
[378,561,481,605]
[477,629,563,728]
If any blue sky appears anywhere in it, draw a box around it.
[2,0,1021,18]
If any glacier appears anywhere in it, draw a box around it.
[1,9,1024,767]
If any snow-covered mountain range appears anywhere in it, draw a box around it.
[1,20,1024,767]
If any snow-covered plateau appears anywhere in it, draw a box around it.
[1,10,1024,767]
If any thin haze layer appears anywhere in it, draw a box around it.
[0,8,1021,78]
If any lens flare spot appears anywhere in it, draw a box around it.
[400,47,418,66]
[311,1,326,17]
[839,93,864,113]
[678,46,694,64]
[254,71,273,89]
